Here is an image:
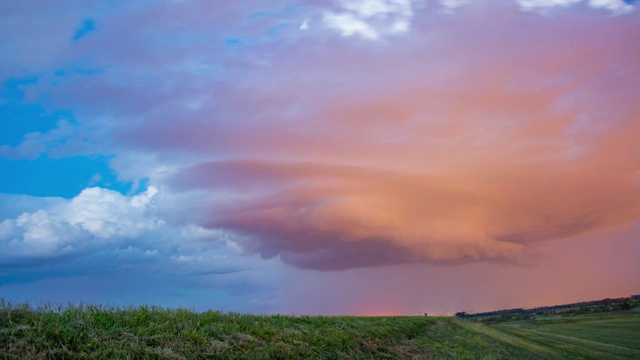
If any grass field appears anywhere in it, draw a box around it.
[1,299,638,359]
[488,313,640,359]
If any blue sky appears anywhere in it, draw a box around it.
[1,0,639,315]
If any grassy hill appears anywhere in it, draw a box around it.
[1,299,639,359]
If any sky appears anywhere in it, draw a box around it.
[0,0,639,316]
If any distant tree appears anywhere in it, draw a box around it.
[621,301,632,310]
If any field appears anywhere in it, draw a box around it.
[1,299,639,359]
[487,312,640,359]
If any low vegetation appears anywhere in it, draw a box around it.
[1,298,639,359]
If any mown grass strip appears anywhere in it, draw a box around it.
[491,313,640,360]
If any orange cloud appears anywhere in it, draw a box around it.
[164,6,640,270]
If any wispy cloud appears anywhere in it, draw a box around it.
[322,0,416,39]
[517,0,634,13]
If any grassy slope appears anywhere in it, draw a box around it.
[1,300,639,359]
[0,301,550,360]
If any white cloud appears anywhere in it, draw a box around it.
[63,186,161,239]
[439,0,471,13]
[0,187,161,259]
[340,0,414,17]
[516,0,634,13]
[17,210,65,247]
[321,0,635,36]
[323,12,380,39]
[588,0,634,13]
[0,184,282,311]
[517,0,582,10]
[0,185,257,279]
[299,19,310,30]
[3,210,82,257]
[322,0,417,40]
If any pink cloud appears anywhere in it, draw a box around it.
[158,6,640,270]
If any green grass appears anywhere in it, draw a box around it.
[489,313,640,360]
[1,299,639,359]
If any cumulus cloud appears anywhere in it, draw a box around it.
[0,187,161,261]
[0,185,279,310]
[63,186,160,238]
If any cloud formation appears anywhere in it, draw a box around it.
[159,3,640,270]
[0,0,638,312]
[4,1,637,272]
[0,186,253,277]
[0,185,280,311]
[171,117,640,270]
[0,187,160,261]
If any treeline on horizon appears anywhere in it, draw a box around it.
[455,294,640,320]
